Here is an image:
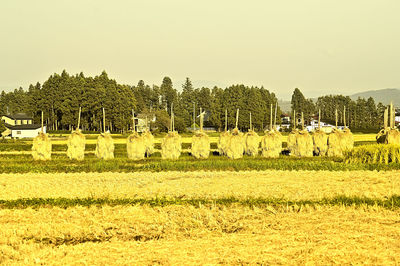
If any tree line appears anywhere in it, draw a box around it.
[291,88,386,130]
[0,70,280,132]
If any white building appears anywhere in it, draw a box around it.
[306,119,335,133]
[1,113,45,138]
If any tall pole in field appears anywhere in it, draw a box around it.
[343,106,346,128]
[103,109,107,132]
[235,109,239,129]
[293,110,296,129]
[41,111,44,133]
[335,108,338,128]
[390,102,394,128]
[193,102,195,131]
[384,107,388,129]
[270,104,273,130]
[225,109,228,132]
[274,103,278,129]
[132,109,135,132]
[171,102,174,132]
[301,112,304,130]
[249,112,252,131]
[200,107,203,131]
[318,109,321,129]
[77,106,81,130]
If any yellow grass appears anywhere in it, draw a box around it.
[1,170,399,200]
[0,205,399,265]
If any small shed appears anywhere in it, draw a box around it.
[10,124,46,138]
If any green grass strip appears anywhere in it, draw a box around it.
[1,195,399,210]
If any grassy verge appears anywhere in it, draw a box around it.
[2,153,400,173]
[1,195,399,210]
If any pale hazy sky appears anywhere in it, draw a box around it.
[1,0,399,100]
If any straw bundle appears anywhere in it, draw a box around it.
[287,129,313,157]
[95,132,114,160]
[218,131,230,155]
[67,129,85,160]
[225,128,245,159]
[161,131,182,160]
[327,129,344,157]
[142,130,155,157]
[377,128,400,145]
[126,132,146,160]
[32,132,52,161]
[342,128,354,151]
[245,130,260,156]
[312,130,328,156]
[191,131,210,159]
[261,130,282,158]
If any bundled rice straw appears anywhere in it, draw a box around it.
[32,111,52,161]
[312,109,328,156]
[127,132,146,160]
[244,112,260,156]
[327,107,354,157]
[95,108,114,160]
[142,130,155,157]
[161,104,182,160]
[261,130,282,158]
[218,109,230,155]
[225,109,245,159]
[126,110,146,160]
[67,107,85,161]
[67,129,85,160]
[287,112,313,157]
[191,108,210,159]
[226,128,245,159]
[376,103,400,145]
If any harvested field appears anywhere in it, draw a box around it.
[1,171,399,201]
[0,205,399,265]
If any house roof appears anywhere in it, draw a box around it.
[2,113,33,120]
[10,124,43,130]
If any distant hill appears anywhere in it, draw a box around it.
[349,88,400,105]
[278,100,291,113]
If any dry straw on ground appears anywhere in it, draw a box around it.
[95,132,114,160]
[66,129,85,160]
[161,131,182,160]
[245,130,260,156]
[312,129,328,156]
[32,132,52,161]
[261,130,282,158]
[126,131,146,160]
[377,128,400,145]
[225,128,245,159]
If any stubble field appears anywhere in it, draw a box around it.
[1,133,400,264]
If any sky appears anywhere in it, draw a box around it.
[1,0,399,100]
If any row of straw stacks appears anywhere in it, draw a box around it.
[287,111,313,157]
[326,108,354,157]
[376,102,400,144]
[261,104,282,158]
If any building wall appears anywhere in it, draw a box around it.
[11,127,46,138]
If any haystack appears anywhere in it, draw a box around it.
[126,131,146,160]
[376,104,400,145]
[191,131,210,159]
[67,129,85,160]
[225,128,245,159]
[312,129,328,156]
[161,131,182,159]
[288,129,313,157]
[245,130,260,156]
[191,108,210,159]
[261,130,282,158]
[342,128,354,151]
[161,105,182,160]
[327,128,344,157]
[218,109,230,155]
[95,132,114,160]
[32,132,52,161]
[142,130,155,157]
[218,131,230,155]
